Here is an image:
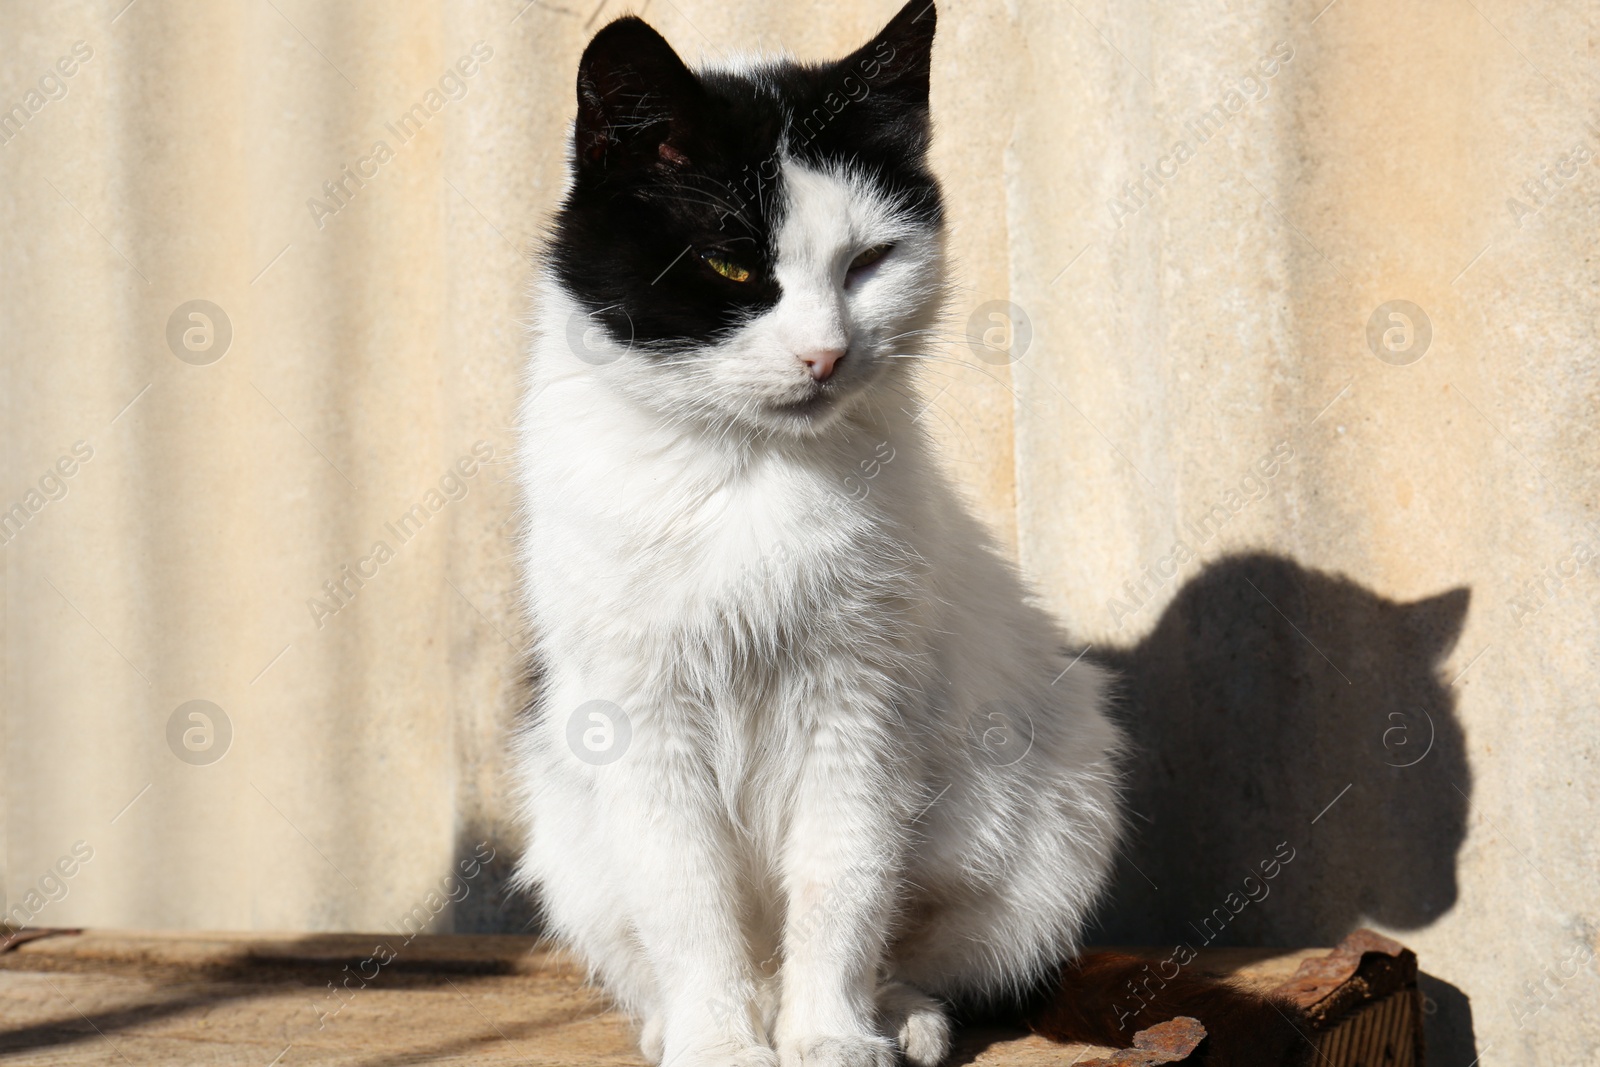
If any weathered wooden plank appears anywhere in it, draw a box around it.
[0,930,1420,1065]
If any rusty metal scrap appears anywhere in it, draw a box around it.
[1079,1015,1209,1066]
[1274,927,1417,1024]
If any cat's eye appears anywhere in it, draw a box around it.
[702,253,752,283]
[849,244,892,272]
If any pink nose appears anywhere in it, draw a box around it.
[800,347,846,381]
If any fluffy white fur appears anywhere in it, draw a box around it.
[513,156,1123,1067]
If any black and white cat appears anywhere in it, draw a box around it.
[512,4,1124,1065]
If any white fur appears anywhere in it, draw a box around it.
[513,155,1123,1067]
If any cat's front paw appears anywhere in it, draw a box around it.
[639,1014,665,1063]
[670,1041,780,1067]
[876,982,950,1067]
[777,1034,897,1067]
[894,1009,950,1067]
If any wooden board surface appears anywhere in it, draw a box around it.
[0,931,1329,1066]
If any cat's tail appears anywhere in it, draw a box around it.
[1023,951,1314,1066]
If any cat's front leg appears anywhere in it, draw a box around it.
[592,716,774,1067]
[773,706,916,1067]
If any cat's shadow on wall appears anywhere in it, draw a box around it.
[1089,552,1477,1063]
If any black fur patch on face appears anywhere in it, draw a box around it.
[546,1,941,353]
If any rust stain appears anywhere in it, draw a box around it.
[1080,1015,1208,1066]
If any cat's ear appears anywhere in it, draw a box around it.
[839,0,937,150]
[862,0,937,95]
[574,17,702,175]
[1403,587,1471,661]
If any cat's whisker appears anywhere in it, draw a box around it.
[871,354,1035,413]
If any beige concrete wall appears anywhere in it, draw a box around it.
[3,1,1596,1062]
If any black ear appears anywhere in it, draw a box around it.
[575,17,702,175]
[851,1,936,103]
[832,1,936,153]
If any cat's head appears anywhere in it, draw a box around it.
[545,1,945,438]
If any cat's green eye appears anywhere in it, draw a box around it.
[702,253,751,283]
[849,243,892,271]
